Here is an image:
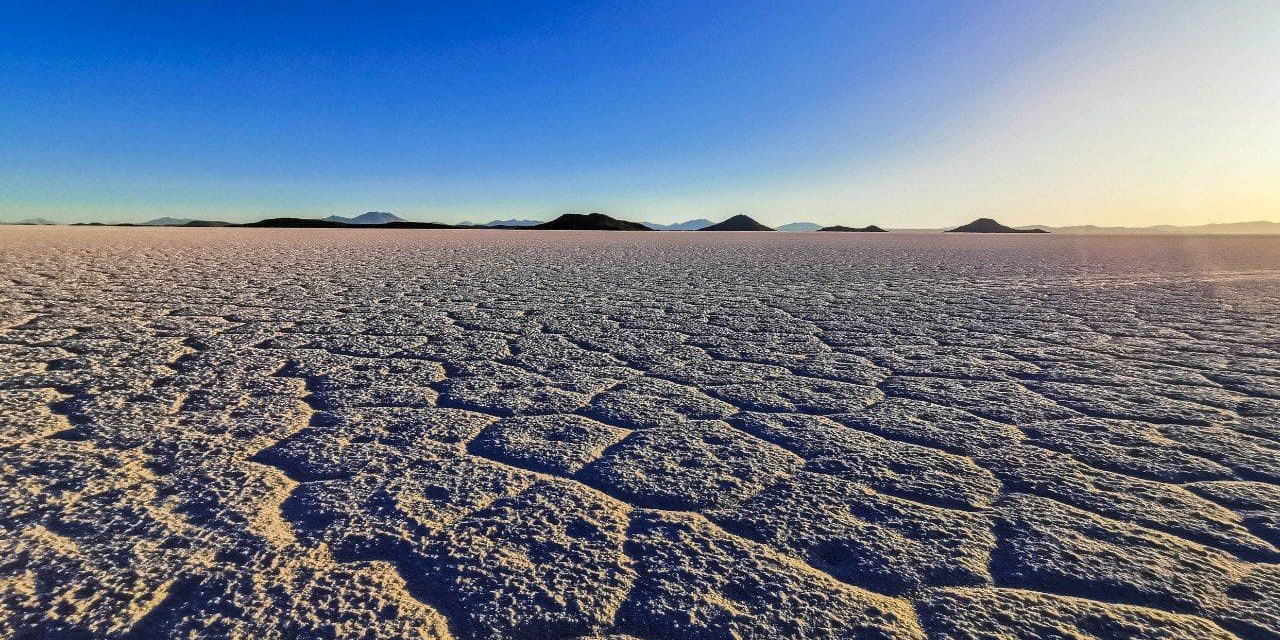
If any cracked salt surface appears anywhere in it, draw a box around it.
[2,227,1280,639]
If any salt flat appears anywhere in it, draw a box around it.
[2,227,1279,640]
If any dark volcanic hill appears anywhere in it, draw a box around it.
[820,225,887,233]
[243,217,349,228]
[699,215,774,231]
[533,213,649,231]
[947,218,1048,234]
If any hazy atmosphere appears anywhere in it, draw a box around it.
[3,0,1277,227]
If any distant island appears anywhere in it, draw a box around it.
[245,217,365,228]
[699,215,774,231]
[532,213,649,231]
[820,225,887,233]
[947,218,1049,234]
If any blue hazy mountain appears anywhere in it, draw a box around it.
[642,219,713,230]
[484,219,542,227]
[776,222,822,232]
[1021,221,1280,235]
[323,211,406,225]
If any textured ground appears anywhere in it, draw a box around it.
[2,227,1280,640]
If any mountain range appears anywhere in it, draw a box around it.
[642,219,713,231]
[1016,221,1280,235]
[640,219,822,231]
[323,211,405,225]
[245,217,453,229]
[11,214,1280,235]
[479,219,541,227]
[140,217,196,226]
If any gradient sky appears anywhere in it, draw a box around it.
[2,1,1277,226]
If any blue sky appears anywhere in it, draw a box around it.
[2,1,1276,225]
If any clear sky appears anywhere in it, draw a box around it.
[2,1,1277,226]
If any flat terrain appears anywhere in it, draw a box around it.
[3,227,1280,640]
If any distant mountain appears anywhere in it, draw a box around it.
[776,222,822,232]
[247,217,350,228]
[324,211,406,225]
[484,218,541,227]
[243,217,452,229]
[375,220,456,229]
[948,218,1048,234]
[140,217,230,227]
[1012,224,1111,234]
[533,213,649,231]
[1158,221,1280,234]
[643,219,713,231]
[141,217,192,226]
[700,215,774,231]
[10,217,56,225]
[820,225,887,233]
[1021,221,1280,235]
